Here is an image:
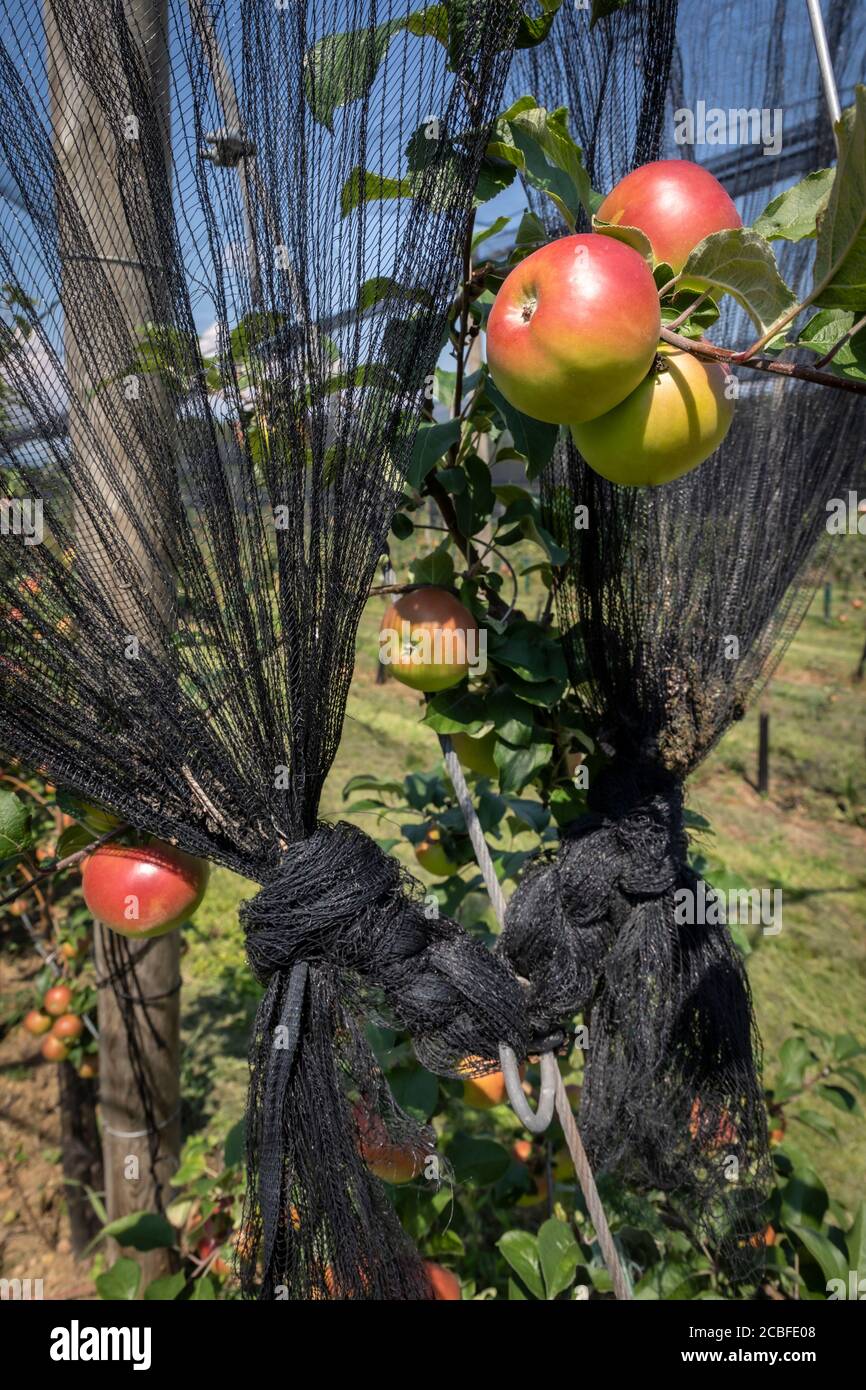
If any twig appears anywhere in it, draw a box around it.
[0,824,125,912]
[813,312,866,368]
[659,326,866,395]
[665,290,710,333]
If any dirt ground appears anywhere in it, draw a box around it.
[0,948,95,1299]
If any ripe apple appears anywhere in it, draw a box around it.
[43,983,72,1017]
[597,160,741,274]
[486,233,661,424]
[23,1010,52,1036]
[570,347,734,486]
[450,729,498,778]
[425,1261,461,1300]
[81,840,209,937]
[78,1058,99,1080]
[379,587,479,693]
[354,1104,426,1184]
[51,1013,84,1041]
[414,827,458,878]
[41,1034,69,1063]
[459,1055,509,1109]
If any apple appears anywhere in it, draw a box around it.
[570,347,734,487]
[597,160,741,274]
[512,1139,533,1163]
[379,587,479,693]
[81,839,209,937]
[41,1034,69,1063]
[486,233,661,425]
[78,1058,99,1080]
[51,1013,83,1041]
[414,827,458,878]
[425,1261,461,1301]
[43,984,72,1017]
[459,1055,509,1109]
[450,729,498,778]
[23,1010,52,1036]
[354,1104,426,1184]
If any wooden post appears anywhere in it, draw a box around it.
[47,0,180,1284]
[757,711,770,796]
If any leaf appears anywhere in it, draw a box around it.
[340,168,411,217]
[497,1230,545,1299]
[503,797,550,833]
[592,215,654,263]
[846,1200,866,1277]
[514,0,563,49]
[819,1084,859,1114]
[789,1225,849,1285]
[406,418,461,489]
[487,686,536,746]
[591,0,632,24]
[190,1274,216,1300]
[391,511,415,540]
[409,542,455,587]
[305,10,447,130]
[796,308,866,380]
[55,824,96,859]
[538,1217,580,1299]
[680,228,797,333]
[773,1035,814,1101]
[485,377,559,481]
[447,1136,512,1185]
[224,1119,245,1169]
[144,1272,187,1301]
[833,1033,866,1061]
[95,1257,141,1301]
[471,215,512,250]
[100,1211,176,1252]
[486,99,594,230]
[753,168,835,241]
[489,620,568,685]
[358,276,434,313]
[0,788,33,862]
[794,1109,837,1140]
[389,1065,439,1121]
[813,86,866,309]
[494,739,553,794]
[423,688,487,734]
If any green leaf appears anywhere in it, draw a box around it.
[358,276,434,313]
[497,1230,544,1299]
[485,377,559,481]
[813,87,866,309]
[753,168,835,242]
[592,215,654,263]
[679,228,797,334]
[55,824,96,859]
[846,1200,866,1277]
[100,1211,176,1252]
[55,789,122,834]
[487,100,594,230]
[798,309,866,380]
[423,687,487,734]
[0,788,33,863]
[391,511,415,540]
[409,541,455,587]
[819,1084,859,1113]
[340,168,411,218]
[474,157,517,206]
[774,1035,814,1101]
[224,1119,245,1169]
[471,215,512,250]
[144,1272,187,1300]
[190,1274,217,1300]
[537,1217,580,1299]
[305,10,448,131]
[487,687,536,746]
[833,1034,866,1061]
[503,797,550,833]
[794,1109,837,1140]
[591,0,632,25]
[406,418,461,489]
[514,0,563,48]
[95,1257,141,1301]
[389,1065,439,1121]
[489,620,568,685]
[447,1136,511,1185]
[494,738,552,794]
[789,1225,849,1285]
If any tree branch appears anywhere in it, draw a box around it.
[659,326,866,395]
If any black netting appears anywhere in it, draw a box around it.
[499,0,865,1267]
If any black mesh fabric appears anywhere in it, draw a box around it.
[500,0,865,1264]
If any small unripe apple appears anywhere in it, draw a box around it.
[81,840,209,938]
[379,587,479,693]
[597,160,741,274]
[41,1034,69,1063]
[570,348,734,487]
[23,1010,52,1036]
[43,984,72,1017]
[450,729,498,779]
[425,1261,461,1300]
[486,233,661,424]
[414,827,458,878]
[78,1058,99,1080]
[51,1013,84,1041]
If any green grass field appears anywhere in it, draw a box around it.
[184,584,866,1211]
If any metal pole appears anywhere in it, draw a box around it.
[805,0,842,147]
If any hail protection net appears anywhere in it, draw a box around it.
[500,0,865,1264]
[0,0,533,1300]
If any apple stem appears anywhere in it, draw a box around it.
[659,325,866,395]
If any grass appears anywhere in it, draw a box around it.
[183,584,866,1211]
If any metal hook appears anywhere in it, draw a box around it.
[499,1044,558,1135]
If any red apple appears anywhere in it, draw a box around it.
[43,984,72,1017]
[597,160,741,274]
[486,233,661,424]
[22,1010,52,1036]
[570,347,734,486]
[81,840,209,938]
[52,1013,84,1041]
[354,1104,427,1185]
[41,1034,69,1063]
[379,587,479,693]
